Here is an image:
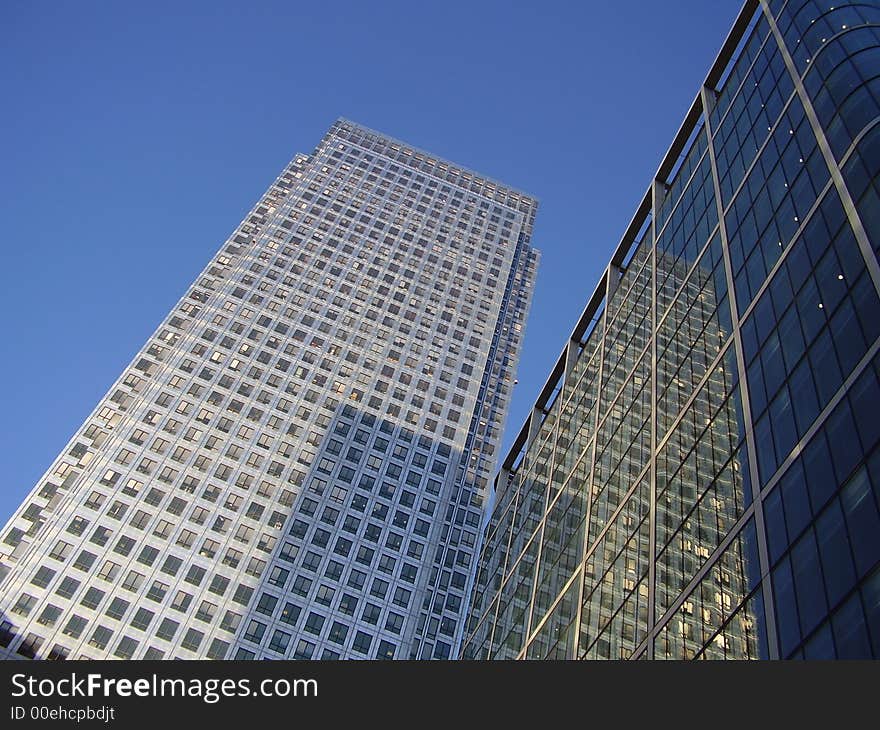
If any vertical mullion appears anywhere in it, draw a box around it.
[700,83,780,659]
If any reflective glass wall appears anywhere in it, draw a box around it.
[463,0,880,659]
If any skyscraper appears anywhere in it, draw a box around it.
[463,0,880,659]
[0,119,539,660]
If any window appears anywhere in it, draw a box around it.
[304,612,325,636]
[67,516,89,536]
[315,584,335,606]
[278,541,299,564]
[339,593,358,615]
[156,618,179,641]
[256,593,278,616]
[130,608,154,631]
[220,611,242,633]
[161,555,183,576]
[302,551,322,571]
[113,636,138,659]
[257,533,276,552]
[167,497,187,516]
[37,604,62,627]
[85,492,107,511]
[223,548,242,568]
[243,620,266,644]
[171,590,193,612]
[105,596,129,620]
[130,510,151,530]
[62,615,88,639]
[88,625,113,650]
[146,581,168,603]
[352,631,372,654]
[49,540,73,561]
[362,603,381,625]
[31,566,55,588]
[268,629,291,654]
[279,602,301,626]
[385,612,404,635]
[113,535,135,556]
[73,550,97,572]
[122,478,142,497]
[328,621,349,645]
[245,556,265,578]
[268,566,289,588]
[195,600,217,623]
[288,519,308,539]
[97,559,120,581]
[55,576,80,599]
[376,640,396,660]
[138,546,159,566]
[16,633,44,659]
[232,584,254,606]
[206,638,229,660]
[190,506,210,525]
[121,570,144,592]
[392,586,411,608]
[347,570,366,590]
[291,575,312,597]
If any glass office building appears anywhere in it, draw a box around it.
[463,0,880,659]
[0,119,539,660]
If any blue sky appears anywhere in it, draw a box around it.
[0,0,742,523]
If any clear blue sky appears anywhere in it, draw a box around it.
[0,0,743,524]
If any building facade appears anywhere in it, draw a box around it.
[0,119,539,660]
[462,0,880,659]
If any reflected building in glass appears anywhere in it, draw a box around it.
[463,0,880,659]
[0,119,539,660]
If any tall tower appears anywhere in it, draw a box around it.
[0,119,539,660]
[463,0,880,660]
